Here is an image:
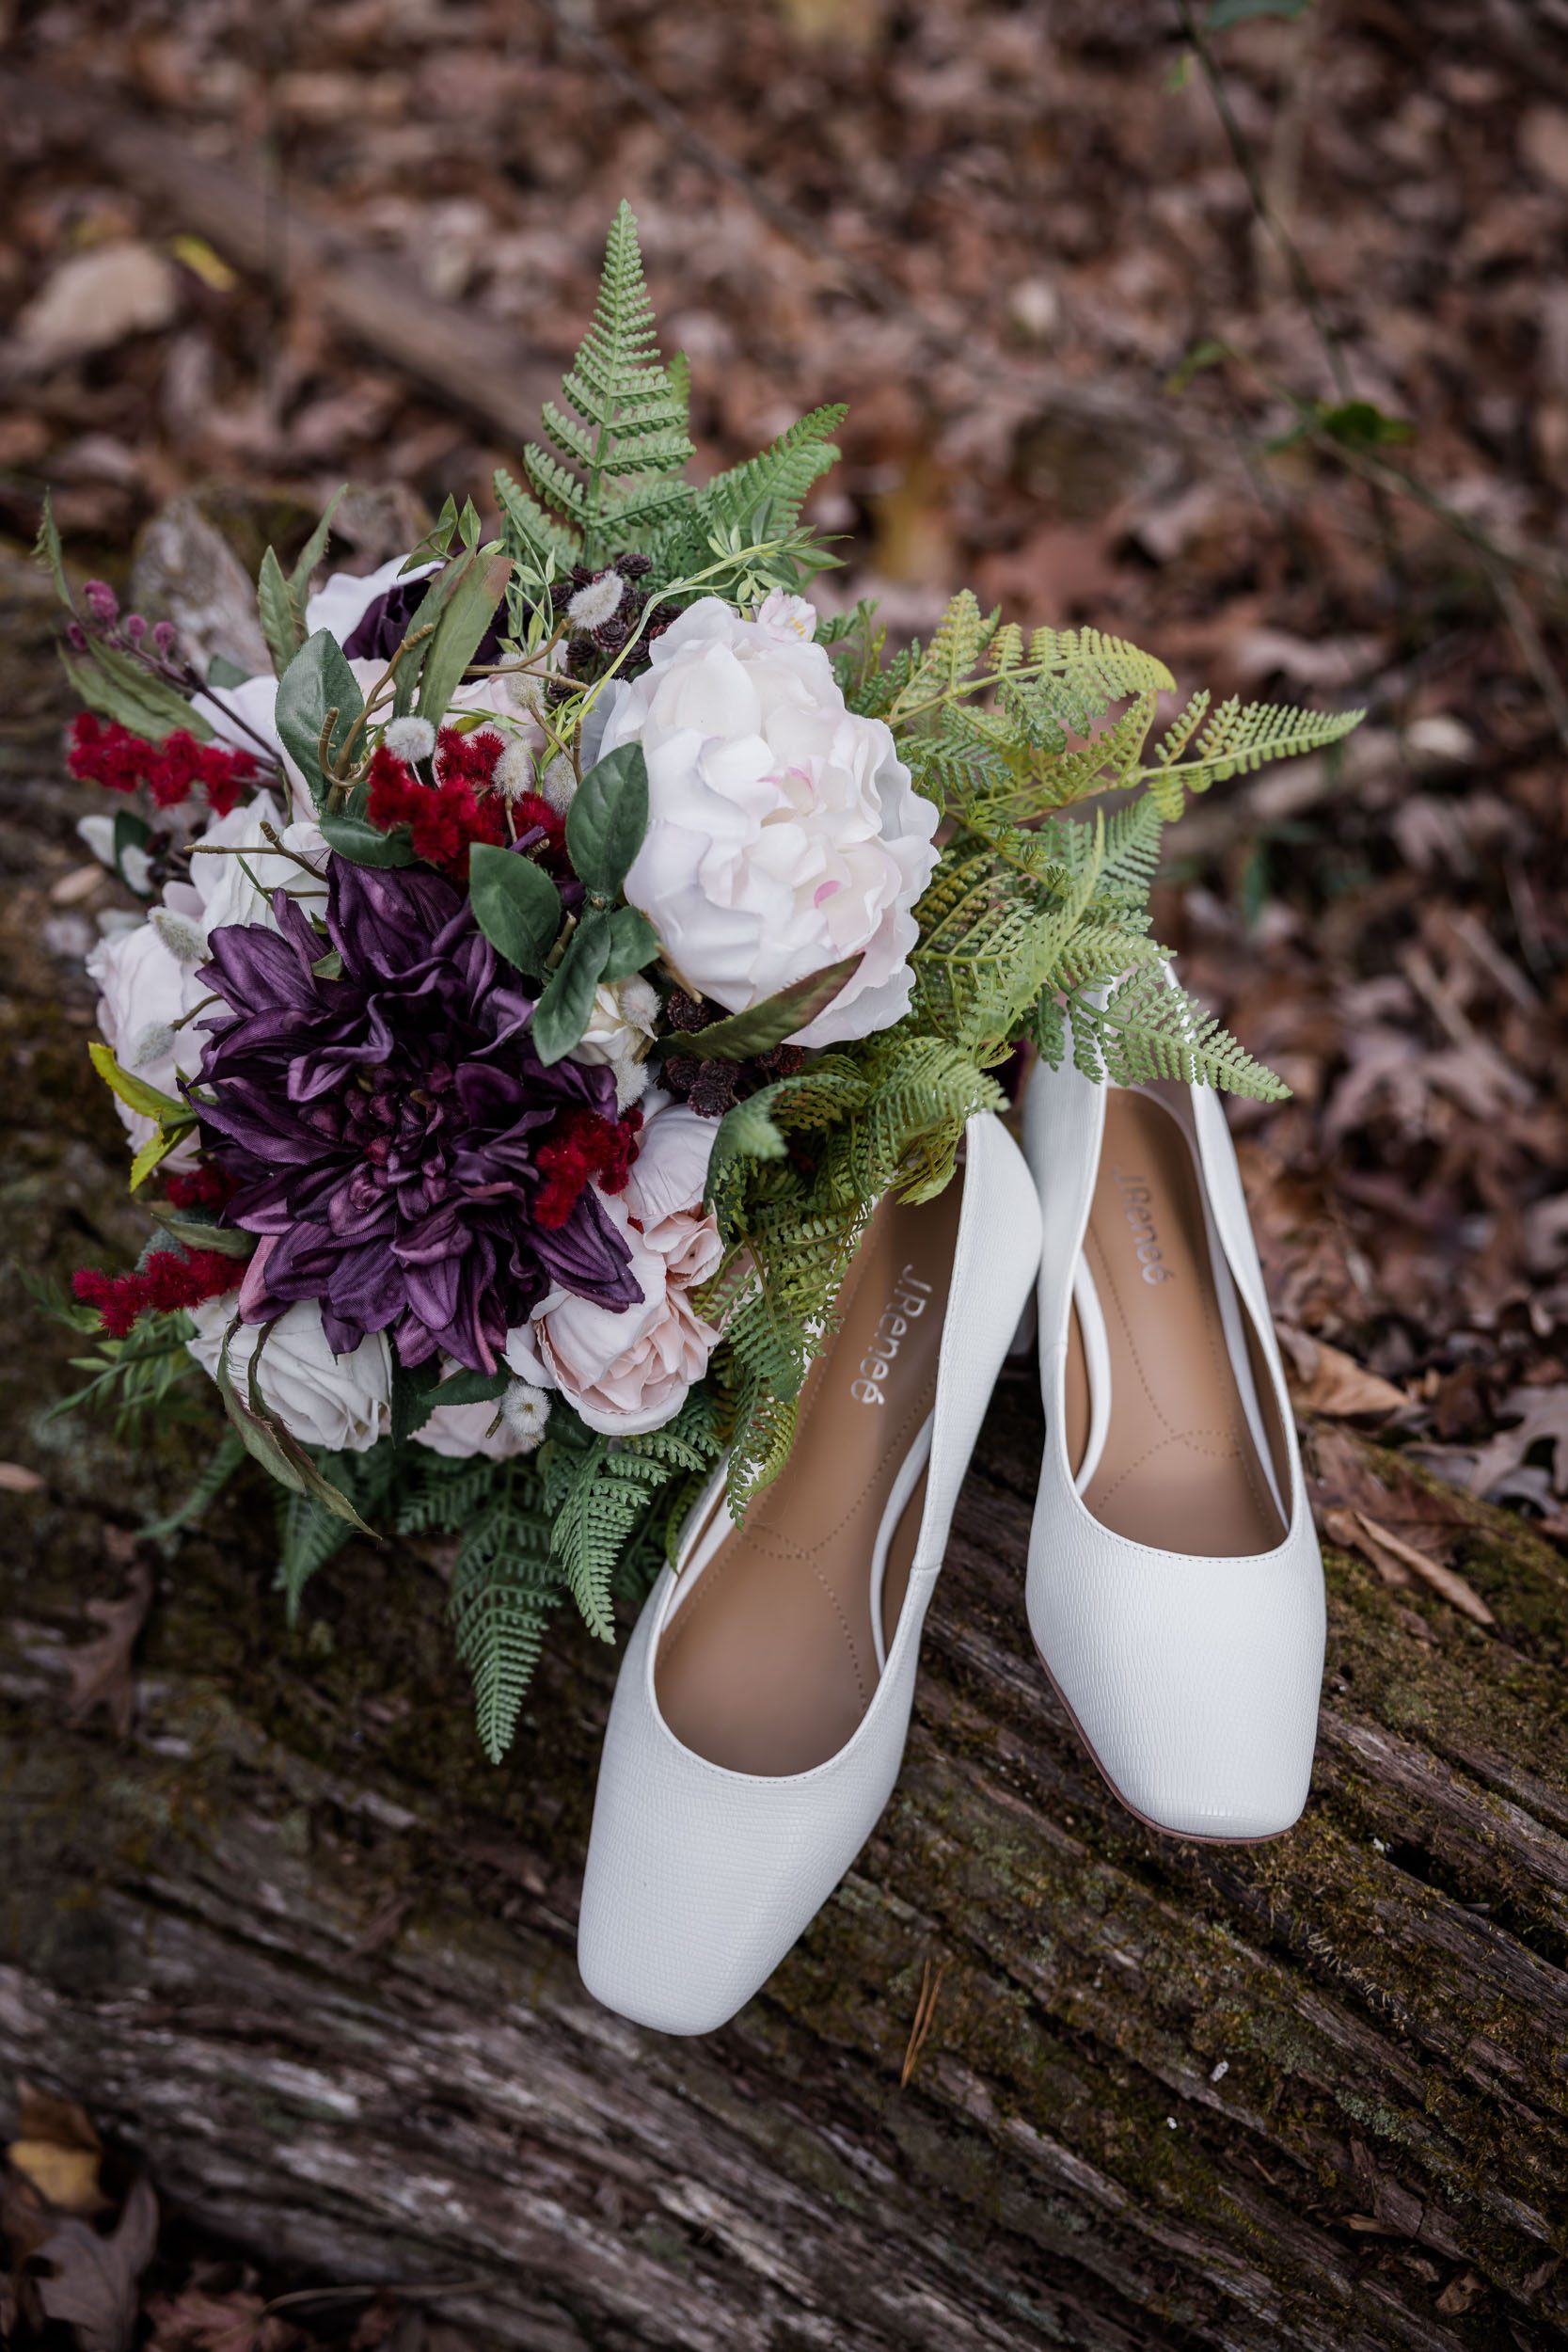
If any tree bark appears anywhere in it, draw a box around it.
[3,545,1566,2351]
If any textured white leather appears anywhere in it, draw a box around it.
[578,1112,1043,2034]
[1022,1050,1326,1841]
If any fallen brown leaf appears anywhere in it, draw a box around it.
[1325,1505,1496,1628]
[1464,1383,1568,1501]
[26,2173,159,2352]
[143,2283,303,2352]
[1278,1327,1411,1421]
[63,1545,154,1736]
[7,2080,106,2214]
[0,1463,44,1494]
[1433,2266,1487,2316]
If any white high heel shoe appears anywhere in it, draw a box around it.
[577,1111,1042,2035]
[1022,1030,1325,1842]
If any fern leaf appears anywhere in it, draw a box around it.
[526,201,695,564]
[451,1470,558,1763]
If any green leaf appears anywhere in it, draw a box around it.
[317,809,416,867]
[566,742,649,898]
[416,547,514,724]
[149,1206,255,1258]
[675,954,862,1061]
[88,1041,187,1123]
[1206,0,1307,23]
[468,843,562,979]
[602,903,659,981]
[1165,338,1229,395]
[129,1126,189,1192]
[257,545,299,673]
[34,491,71,604]
[388,1355,444,1447]
[429,1367,510,1410]
[311,948,344,980]
[275,630,365,806]
[60,643,213,744]
[112,809,152,891]
[531,910,611,1065]
[287,484,346,611]
[705,1091,787,1207]
[205,652,251,690]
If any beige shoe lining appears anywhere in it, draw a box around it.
[656,1178,965,1776]
[1065,1091,1286,1557]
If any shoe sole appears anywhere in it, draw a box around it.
[1026,1629,1300,1849]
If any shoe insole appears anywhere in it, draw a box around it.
[656,1178,964,1776]
[1065,1092,1285,1557]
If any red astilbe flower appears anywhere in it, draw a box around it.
[68,714,261,817]
[164,1163,240,1213]
[364,731,568,881]
[74,1246,241,1339]
[532,1106,643,1231]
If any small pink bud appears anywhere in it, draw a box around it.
[123,613,147,642]
[84,580,119,623]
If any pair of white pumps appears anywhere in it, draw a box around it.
[578,1048,1326,2036]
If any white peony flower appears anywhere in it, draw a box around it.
[186,1296,392,1454]
[503,1103,723,1437]
[571,975,660,1112]
[580,597,939,1047]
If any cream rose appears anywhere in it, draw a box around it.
[503,1104,723,1437]
[580,595,939,1047]
[186,1295,392,1454]
[86,917,210,1160]
[570,975,660,1111]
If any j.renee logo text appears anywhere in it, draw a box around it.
[1112,1166,1174,1285]
[851,1266,933,1405]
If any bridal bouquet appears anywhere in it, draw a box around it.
[44,206,1356,1756]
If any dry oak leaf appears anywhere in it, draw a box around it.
[1323,1506,1496,1629]
[1464,1383,1568,1502]
[63,1543,154,1736]
[7,2079,106,2217]
[1277,1326,1411,1421]
[26,2173,159,2352]
[144,2283,304,2352]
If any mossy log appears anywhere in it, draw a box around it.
[3,547,1566,2351]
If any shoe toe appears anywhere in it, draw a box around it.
[1033,1534,1325,1842]
[577,1586,892,2035]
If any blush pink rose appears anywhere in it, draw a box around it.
[503,1103,724,1437]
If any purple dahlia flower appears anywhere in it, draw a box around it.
[195,860,640,1372]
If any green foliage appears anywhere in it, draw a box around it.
[468,842,562,980]
[522,202,695,566]
[702,590,1358,1515]
[449,1469,559,1762]
[44,1308,206,1444]
[257,485,346,672]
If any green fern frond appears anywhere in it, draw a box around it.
[494,467,582,564]
[1146,696,1362,806]
[451,1469,558,1763]
[276,1485,356,1624]
[1070,965,1290,1100]
[522,202,694,565]
[689,404,847,549]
